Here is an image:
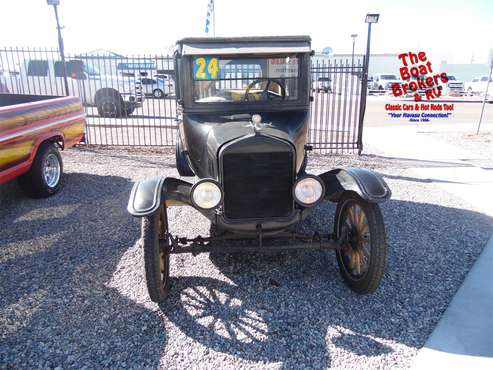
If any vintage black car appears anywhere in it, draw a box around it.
[128,36,391,303]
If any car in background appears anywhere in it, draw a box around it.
[312,77,332,93]
[139,76,175,98]
[370,74,401,92]
[465,75,493,96]
[442,75,464,96]
[5,59,143,117]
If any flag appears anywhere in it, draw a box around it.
[205,0,214,35]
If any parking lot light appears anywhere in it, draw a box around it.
[357,13,380,154]
[47,0,69,96]
[365,13,380,23]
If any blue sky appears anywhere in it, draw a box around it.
[1,0,492,63]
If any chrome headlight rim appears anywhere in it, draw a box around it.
[293,174,325,207]
[190,178,223,210]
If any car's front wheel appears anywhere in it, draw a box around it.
[334,192,387,294]
[18,142,63,198]
[142,205,171,303]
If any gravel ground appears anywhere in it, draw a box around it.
[1,146,492,369]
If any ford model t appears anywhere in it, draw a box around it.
[128,36,391,303]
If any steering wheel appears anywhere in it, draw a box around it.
[243,78,286,101]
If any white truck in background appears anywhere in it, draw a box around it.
[465,75,493,96]
[369,74,401,92]
[4,59,144,117]
[442,75,464,96]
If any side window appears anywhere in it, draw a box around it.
[472,78,478,82]
[27,60,48,76]
[481,77,488,81]
[54,61,65,77]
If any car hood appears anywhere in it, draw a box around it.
[181,110,309,178]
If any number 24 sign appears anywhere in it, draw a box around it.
[193,57,220,80]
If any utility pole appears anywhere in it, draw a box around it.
[47,0,69,96]
[351,34,357,73]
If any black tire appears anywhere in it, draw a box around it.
[175,138,195,177]
[142,205,171,303]
[18,142,62,198]
[334,192,387,294]
[153,89,164,99]
[123,105,135,117]
[96,91,122,117]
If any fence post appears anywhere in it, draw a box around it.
[357,54,369,155]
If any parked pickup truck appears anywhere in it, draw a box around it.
[0,94,86,197]
[4,59,144,117]
[465,75,493,96]
[442,75,464,96]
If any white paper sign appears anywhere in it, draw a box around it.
[267,58,299,78]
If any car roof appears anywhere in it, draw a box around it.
[176,36,311,56]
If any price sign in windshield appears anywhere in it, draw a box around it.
[267,57,299,78]
[193,56,220,80]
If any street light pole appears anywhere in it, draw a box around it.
[48,0,69,96]
[357,13,379,155]
[351,34,357,73]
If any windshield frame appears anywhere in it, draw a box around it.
[179,52,310,113]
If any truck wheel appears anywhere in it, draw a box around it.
[153,89,164,99]
[124,105,135,117]
[142,205,171,303]
[334,192,387,294]
[96,92,122,117]
[18,142,63,198]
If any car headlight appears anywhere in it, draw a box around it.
[293,175,325,207]
[191,179,223,210]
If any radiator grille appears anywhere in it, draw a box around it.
[222,151,294,219]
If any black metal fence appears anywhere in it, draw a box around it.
[0,47,364,153]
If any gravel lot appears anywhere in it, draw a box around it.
[1,146,492,369]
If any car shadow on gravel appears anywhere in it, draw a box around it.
[0,173,166,368]
[161,199,493,368]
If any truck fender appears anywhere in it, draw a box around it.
[127,177,193,217]
[318,167,391,203]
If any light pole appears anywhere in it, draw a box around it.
[357,13,379,154]
[47,0,69,96]
[477,49,493,134]
[351,34,357,73]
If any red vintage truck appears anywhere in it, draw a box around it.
[0,94,86,197]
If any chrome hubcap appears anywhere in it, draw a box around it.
[43,153,60,188]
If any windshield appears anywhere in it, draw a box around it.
[84,64,100,76]
[381,75,397,80]
[448,76,456,80]
[192,55,300,103]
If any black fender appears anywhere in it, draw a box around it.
[127,177,193,217]
[319,167,391,203]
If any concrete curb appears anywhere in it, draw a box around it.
[412,234,493,369]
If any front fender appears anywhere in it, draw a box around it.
[319,167,391,203]
[127,177,193,217]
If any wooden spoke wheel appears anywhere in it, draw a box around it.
[142,205,171,303]
[334,192,387,294]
